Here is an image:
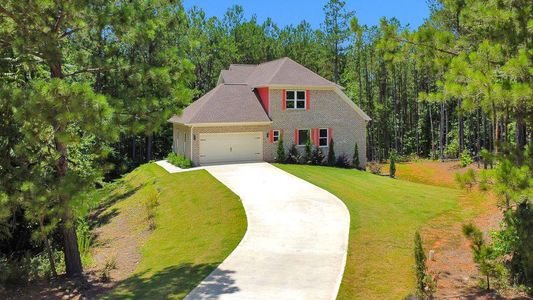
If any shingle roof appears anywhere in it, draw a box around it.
[168,84,271,125]
[169,57,364,125]
[219,57,342,88]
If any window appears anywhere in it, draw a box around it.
[319,128,329,147]
[286,90,306,110]
[273,130,280,142]
[298,129,310,146]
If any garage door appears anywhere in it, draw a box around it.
[199,132,263,165]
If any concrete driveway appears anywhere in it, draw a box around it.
[185,162,350,300]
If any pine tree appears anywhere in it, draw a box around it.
[276,135,286,163]
[414,231,427,297]
[353,143,360,169]
[304,137,313,164]
[327,139,336,166]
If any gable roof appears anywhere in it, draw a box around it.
[170,57,370,125]
[219,57,342,88]
[168,84,271,125]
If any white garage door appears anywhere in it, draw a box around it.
[199,132,263,165]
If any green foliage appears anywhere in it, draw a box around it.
[275,135,286,163]
[0,250,65,285]
[414,231,435,298]
[335,153,351,168]
[353,143,360,169]
[143,183,160,231]
[460,150,473,167]
[389,150,397,178]
[480,149,495,169]
[463,223,504,291]
[455,169,477,190]
[478,170,492,191]
[166,152,192,169]
[327,139,336,166]
[100,256,117,283]
[304,137,313,164]
[76,218,93,268]
[310,146,326,165]
[285,144,301,164]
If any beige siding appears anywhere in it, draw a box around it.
[191,125,274,165]
[173,123,192,160]
[268,88,367,167]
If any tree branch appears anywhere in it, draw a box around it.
[63,67,105,77]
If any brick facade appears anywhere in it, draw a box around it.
[172,89,367,167]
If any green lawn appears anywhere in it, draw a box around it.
[101,163,247,299]
[275,164,468,299]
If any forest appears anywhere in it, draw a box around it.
[0,0,531,295]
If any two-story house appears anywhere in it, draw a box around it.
[168,57,371,167]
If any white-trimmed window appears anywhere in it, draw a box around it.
[273,130,280,142]
[286,90,306,110]
[298,129,310,146]
[319,128,329,147]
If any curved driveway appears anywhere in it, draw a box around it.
[185,162,350,300]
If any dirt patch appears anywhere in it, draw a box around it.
[1,183,151,300]
[397,160,529,299]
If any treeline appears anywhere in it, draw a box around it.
[0,0,531,286]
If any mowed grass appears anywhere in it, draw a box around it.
[275,164,466,299]
[102,163,247,299]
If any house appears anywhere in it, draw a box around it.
[168,57,371,167]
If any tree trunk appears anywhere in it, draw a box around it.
[50,60,84,279]
[429,103,435,160]
[56,138,84,278]
[39,216,57,278]
[439,101,445,161]
[146,133,153,161]
[458,99,464,153]
[516,114,526,150]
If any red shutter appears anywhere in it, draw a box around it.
[269,130,273,143]
[294,128,299,145]
[281,129,284,139]
[282,89,286,112]
[314,128,319,146]
[306,89,310,110]
[311,128,315,145]
[328,128,332,143]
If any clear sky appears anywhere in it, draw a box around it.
[183,0,430,29]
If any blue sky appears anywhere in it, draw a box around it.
[183,0,430,29]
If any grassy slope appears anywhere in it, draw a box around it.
[275,164,467,299]
[102,163,247,299]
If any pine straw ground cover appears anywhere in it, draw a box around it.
[276,161,496,299]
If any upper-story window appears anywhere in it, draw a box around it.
[286,90,306,110]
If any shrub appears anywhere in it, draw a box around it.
[100,255,117,282]
[166,152,192,169]
[327,138,336,166]
[285,143,301,164]
[353,143,360,169]
[367,161,382,175]
[310,145,325,165]
[414,231,436,298]
[478,170,491,191]
[455,169,477,190]
[480,148,494,169]
[144,184,160,230]
[389,150,397,178]
[460,149,473,167]
[463,223,503,291]
[335,153,351,168]
[77,217,93,267]
[304,137,313,164]
[275,135,285,163]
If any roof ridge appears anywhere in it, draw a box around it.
[188,85,221,122]
[265,57,288,85]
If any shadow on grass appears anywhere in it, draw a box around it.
[89,183,145,230]
[104,263,238,300]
